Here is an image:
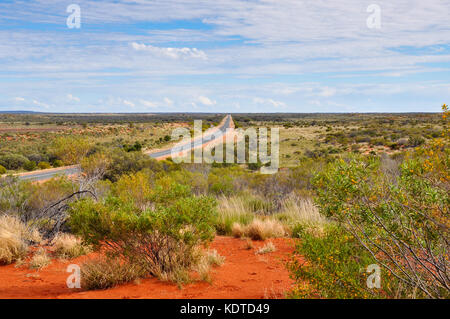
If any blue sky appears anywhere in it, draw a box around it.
[0,0,449,113]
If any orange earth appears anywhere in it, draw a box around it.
[0,236,300,299]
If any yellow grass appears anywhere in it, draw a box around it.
[232,218,287,240]
[0,215,41,265]
[256,241,276,255]
[29,248,51,269]
[52,233,92,259]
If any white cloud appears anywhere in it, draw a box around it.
[67,94,80,102]
[139,99,157,108]
[1,1,450,112]
[32,99,50,109]
[131,42,207,60]
[197,95,216,106]
[319,87,337,97]
[123,99,135,108]
[164,97,174,106]
[253,97,286,108]
[13,97,25,102]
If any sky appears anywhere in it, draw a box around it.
[0,0,449,113]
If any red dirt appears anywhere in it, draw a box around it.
[0,236,299,299]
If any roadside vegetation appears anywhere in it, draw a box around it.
[0,108,448,298]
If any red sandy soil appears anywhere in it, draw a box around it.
[0,236,299,299]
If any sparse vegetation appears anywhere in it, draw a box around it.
[80,257,146,290]
[29,248,51,269]
[52,233,92,259]
[256,241,276,254]
[0,215,41,265]
[0,109,447,299]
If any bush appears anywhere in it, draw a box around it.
[51,136,91,165]
[312,141,449,298]
[37,162,51,170]
[0,153,28,170]
[407,135,425,147]
[69,180,217,283]
[289,225,383,299]
[0,165,6,175]
[52,159,64,168]
[23,161,37,171]
[103,149,163,182]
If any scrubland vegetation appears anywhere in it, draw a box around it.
[0,108,448,298]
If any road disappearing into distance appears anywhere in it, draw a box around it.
[14,115,233,182]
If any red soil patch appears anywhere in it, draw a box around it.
[0,236,299,299]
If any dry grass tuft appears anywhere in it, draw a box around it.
[246,219,287,240]
[52,233,92,259]
[81,258,146,290]
[279,196,326,226]
[194,249,226,283]
[0,228,27,265]
[29,247,51,269]
[244,238,254,250]
[231,222,245,238]
[256,241,276,255]
[205,249,225,267]
[0,215,41,265]
[232,219,287,240]
[216,196,254,235]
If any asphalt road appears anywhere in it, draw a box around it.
[17,166,81,182]
[148,114,232,158]
[14,115,232,182]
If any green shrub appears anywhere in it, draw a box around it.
[103,149,163,182]
[52,159,64,168]
[0,154,28,170]
[69,181,217,283]
[0,165,6,175]
[38,162,51,170]
[289,225,383,299]
[50,136,91,165]
[312,141,449,298]
[23,161,37,171]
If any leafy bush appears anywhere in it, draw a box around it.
[312,139,449,298]
[52,159,64,168]
[0,153,28,170]
[37,162,51,170]
[69,180,217,283]
[23,160,37,171]
[51,136,91,165]
[0,165,6,175]
[123,141,142,152]
[103,149,163,182]
[289,225,383,299]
